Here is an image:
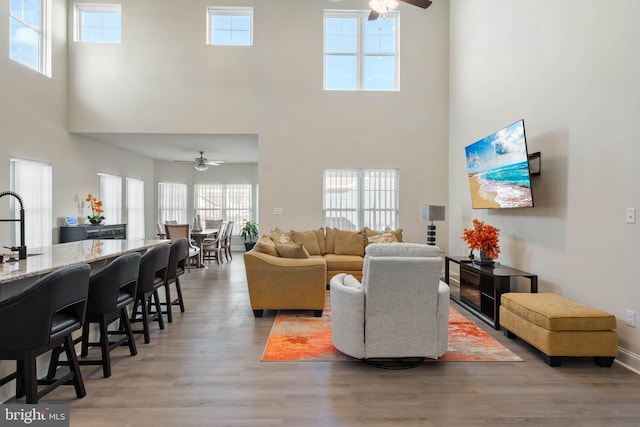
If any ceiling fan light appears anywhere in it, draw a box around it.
[194,163,209,172]
[369,0,399,14]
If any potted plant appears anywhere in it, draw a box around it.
[85,193,105,225]
[461,219,500,265]
[240,220,259,251]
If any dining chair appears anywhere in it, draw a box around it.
[220,220,234,262]
[202,221,225,265]
[164,223,200,271]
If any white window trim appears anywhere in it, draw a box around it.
[206,6,254,46]
[323,10,400,91]
[194,184,253,236]
[10,0,51,76]
[74,3,122,43]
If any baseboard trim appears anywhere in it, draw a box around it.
[616,346,640,375]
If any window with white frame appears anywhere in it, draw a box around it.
[323,169,399,230]
[324,10,399,91]
[10,0,50,75]
[207,7,253,46]
[74,3,122,43]
[194,184,252,234]
[158,183,187,224]
[98,173,122,224]
[126,177,144,239]
[10,158,52,248]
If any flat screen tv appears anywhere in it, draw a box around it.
[465,119,534,209]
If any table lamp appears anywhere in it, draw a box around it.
[420,205,445,246]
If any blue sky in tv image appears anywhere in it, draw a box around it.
[465,120,534,209]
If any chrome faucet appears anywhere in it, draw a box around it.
[0,191,27,260]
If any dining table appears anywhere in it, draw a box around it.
[190,228,217,268]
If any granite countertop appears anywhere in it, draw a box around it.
[0,239,168,285]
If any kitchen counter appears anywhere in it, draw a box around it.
[0,239,168,300]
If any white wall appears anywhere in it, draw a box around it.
[0,0,156,248]
[449,0,640,369]
[67,0,451,248]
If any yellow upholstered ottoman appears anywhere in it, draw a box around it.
[500,293,618,367]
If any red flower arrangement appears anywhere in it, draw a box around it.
[462,219,500,260]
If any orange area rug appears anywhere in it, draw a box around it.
[261,298,523,362]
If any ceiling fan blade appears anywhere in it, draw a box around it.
[368,10,379,21]
[400,0,433,9]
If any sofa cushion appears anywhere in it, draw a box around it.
[315,228,326,254]
[324,254,364,272]
[334,229,365,256]
[275,243,310,259]
[291,229,322,255]
[253,235,279,257]
[325,227,336,254]
[269,228,294,244]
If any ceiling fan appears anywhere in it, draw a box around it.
[330,0,433,21]
[176,151,225,172]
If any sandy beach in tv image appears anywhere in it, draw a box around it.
[465,120,533,209]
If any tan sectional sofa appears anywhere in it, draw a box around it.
[243,227,402,317]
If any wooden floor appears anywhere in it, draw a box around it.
[18,253,640,426]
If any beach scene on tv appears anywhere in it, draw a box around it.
[465,120,534,209]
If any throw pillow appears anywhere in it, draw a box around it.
[367,232,398,244]
[334,229,365,256]
[253,235,279,257]
[290,229,321,255]
[269,227,294,244]
[385,227,403,242]
[361,226,381,238]
[275,243,310,259]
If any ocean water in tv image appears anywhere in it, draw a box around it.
[472,161,533,208]
[480,161,531,188]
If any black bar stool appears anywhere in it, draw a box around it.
[0,264,90,404]
[49,252,141,378]
[130,243,170,343]
[163,238,187,322]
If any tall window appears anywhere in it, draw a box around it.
[207,7,253,46]
[74,3,122,43]
[98,173,122,224]
[10,0,49,75]
[324,11,399,91]
[194,184,252,234]
[10,158,52,248]
[323,169,399,230]
[126,177,144,239]
[158,183,187,224]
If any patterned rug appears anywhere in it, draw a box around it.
[261,297,523,362]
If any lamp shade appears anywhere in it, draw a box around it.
[420,205,445,222]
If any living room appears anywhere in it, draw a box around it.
[1,0,640,417]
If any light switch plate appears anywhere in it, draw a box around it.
[626,208,636,224]
[273,207,284,215]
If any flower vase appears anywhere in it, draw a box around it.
[90,220,102,225]
[473,249,495,266]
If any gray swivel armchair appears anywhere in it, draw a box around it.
[330,243,449,366]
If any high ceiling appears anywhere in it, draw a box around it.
[76,133,259,164]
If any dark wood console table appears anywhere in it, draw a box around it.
[60,224,127,243]
[445,256,538,329]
